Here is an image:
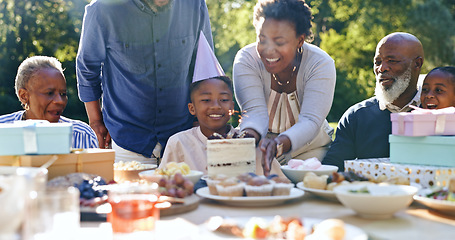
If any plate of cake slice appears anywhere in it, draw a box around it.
[196,187,304,207]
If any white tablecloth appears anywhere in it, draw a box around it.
[81,192,455,240]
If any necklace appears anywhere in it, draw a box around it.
[272,66,297,86]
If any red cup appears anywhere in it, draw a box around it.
[106,183,161,233]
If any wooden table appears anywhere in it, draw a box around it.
[81,192,455,240]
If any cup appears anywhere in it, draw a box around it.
[0,166,47,240]
[23,186,80,240]
[0,174,26,240]
[107,182,161,234]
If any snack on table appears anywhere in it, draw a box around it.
[47,173,108,207]
[306,219,346,240]
[288,158,322,170]
[155,162,191,176]
[113,160,150,170]
[157,172,194,198]
[207,132,256,178]
[208,173,293,197]
[449,177,455,201]
[303,172,329,190]
[206,174,228,195]
[425,177,455,202]
[244,176,274,197]
[207,215,317,240]
[270,176,294,196]
[216,177,245,197]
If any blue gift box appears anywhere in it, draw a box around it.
[0,121,72,156]
[389,135,455,167]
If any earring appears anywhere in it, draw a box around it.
[297,46,303,54]
[24,103,30,110]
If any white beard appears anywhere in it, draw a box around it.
[375,65,412,105]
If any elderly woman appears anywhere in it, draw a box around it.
[233,0,336,175]
[0,56,99,149]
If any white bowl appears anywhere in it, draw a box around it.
[333,183,418,219]
[139,170,203,185]
[280,165,338,183]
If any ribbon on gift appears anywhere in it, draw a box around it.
[435,114,446,135]
[397,114,405,135]
[22,122,38,154]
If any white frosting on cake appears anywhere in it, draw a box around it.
[207,138,256,177]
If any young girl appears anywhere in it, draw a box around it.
[421,66,455,109]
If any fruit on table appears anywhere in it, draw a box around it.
[157,172,194,198]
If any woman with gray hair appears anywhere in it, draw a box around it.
[0,56,99,149]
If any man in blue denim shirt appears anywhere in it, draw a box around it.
[76,0,213,164]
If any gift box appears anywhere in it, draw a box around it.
[389,135,455,167]
[390,107,455,136]
[0,121,72,156]
[345,158,455,188]
[0,149,115,181]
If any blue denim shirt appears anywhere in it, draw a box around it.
[76,0,213,157]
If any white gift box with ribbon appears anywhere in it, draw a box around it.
[345,158,455,188]
[391,107,455,136]
[0,120,72,156]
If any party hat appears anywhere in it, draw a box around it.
[192,31,225,83]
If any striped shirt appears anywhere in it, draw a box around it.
[0,111,99,149]
[268,90,300,134]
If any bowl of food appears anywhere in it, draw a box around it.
[281,158,338,183]
[333,183,418,219]
[113,161,157,183]
[139,169,203,185]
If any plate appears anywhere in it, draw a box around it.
[281,165,338,183]
[161,194,200,216]
[296,182,338,202]
[196,187,304,207]
[202,216,368,240]
[414,194,455,216]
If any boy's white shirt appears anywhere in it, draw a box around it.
[159,126,284,177]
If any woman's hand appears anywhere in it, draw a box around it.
[259,138,277,176]
[90,120,111,148]
[260,136,291,176]
[243,128,261,146]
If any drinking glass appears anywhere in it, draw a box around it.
[23,186,80,240]
[107,182,160,234]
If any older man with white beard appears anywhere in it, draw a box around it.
[322,32,424,171]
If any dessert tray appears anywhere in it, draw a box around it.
[296,182,339,202]
[201,216,368,239]
[413,193,455,216]
[195,187,304,207]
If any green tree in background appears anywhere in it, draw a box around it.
[0,0,454,125]
[0,0,89,120]
[315,0,455,121]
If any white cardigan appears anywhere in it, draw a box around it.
[233,42,336,152]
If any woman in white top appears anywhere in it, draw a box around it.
[233,0,336,175]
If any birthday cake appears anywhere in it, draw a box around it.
[207,135,256,178]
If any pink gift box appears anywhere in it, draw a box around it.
[391,107,455,136]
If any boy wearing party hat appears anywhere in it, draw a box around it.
[159,32,237,174]
[159,32,283,177]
